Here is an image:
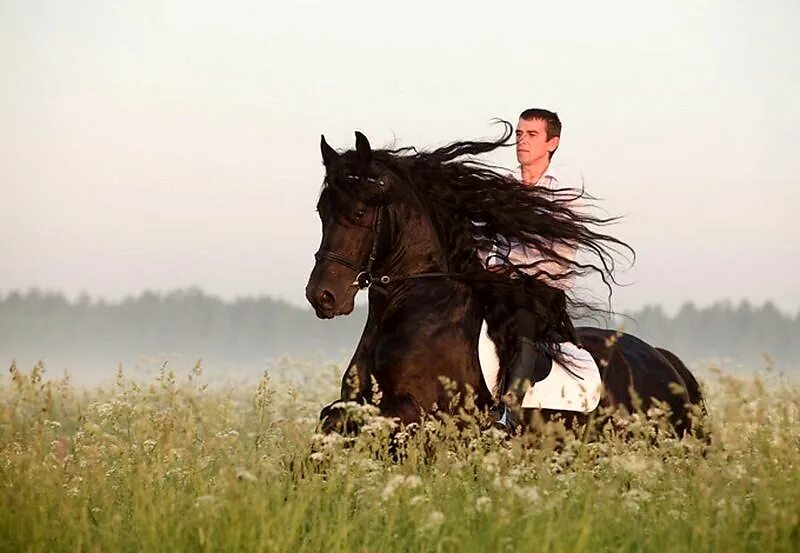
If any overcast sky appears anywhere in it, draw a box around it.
[2,0,798,314]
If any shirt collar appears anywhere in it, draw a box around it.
[539,162,560,183]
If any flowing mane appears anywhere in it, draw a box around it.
[365,121,633,297]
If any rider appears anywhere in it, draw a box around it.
[488,108,580,431]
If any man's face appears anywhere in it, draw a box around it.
[515,118,559,166]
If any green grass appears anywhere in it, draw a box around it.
[1,361,798,552]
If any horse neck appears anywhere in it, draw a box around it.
[380,201,449,276]
[373,200,491,406]
[378,200,483,328]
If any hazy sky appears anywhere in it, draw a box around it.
[2,0,799,314]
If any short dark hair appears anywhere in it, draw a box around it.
[519,108,561,140]
[519,108,561,159]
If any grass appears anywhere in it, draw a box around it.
[0,361,798,552]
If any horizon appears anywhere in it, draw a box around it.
[2,285,798,319]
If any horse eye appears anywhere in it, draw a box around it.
[355,208,367,219]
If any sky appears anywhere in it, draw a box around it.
[2,0,799,314]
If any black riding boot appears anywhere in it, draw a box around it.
[494,338,555,432]
[492,301,557,432]
[500,335,538,421]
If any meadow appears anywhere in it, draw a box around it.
[1,360,798,553]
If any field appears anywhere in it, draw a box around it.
[1,361,798,553]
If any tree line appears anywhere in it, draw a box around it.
[1,288,797,375]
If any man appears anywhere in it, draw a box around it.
[489,108,580,431]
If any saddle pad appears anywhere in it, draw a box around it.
[478,321,602,413]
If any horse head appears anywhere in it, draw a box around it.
[306,132,398,318]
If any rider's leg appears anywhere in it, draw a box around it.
[495,307,553,431]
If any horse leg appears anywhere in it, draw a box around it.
[655,347,710,441]
[319,392,421,436]
[339,294,387,403]
[318,399,377,435]
[378,394,424,425]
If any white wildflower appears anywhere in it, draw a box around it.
[621,488,652,513]
[194,495,217,508]
[309,452,326,463]
[236,468,257,482]
[425,511,445,530]
[482,452,500,473]
[405,475,422,489]
[322,433,344,447]
[475,496,492,513]
[381,475,407,501]
[611,454,651,476]
[514,486,541,503]
[381,474,422,501]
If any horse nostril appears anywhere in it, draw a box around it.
[320,290,335,308]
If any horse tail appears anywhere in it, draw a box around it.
[655,347,710,441]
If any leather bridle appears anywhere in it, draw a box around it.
[314,175,467,292]
[314,201,385,290]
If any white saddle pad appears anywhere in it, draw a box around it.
[478,321,602,413]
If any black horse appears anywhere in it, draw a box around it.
[305,125,705,437]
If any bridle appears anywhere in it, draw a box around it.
[314,201,385,290]
[314,174,393,290]
[314,175,461,292]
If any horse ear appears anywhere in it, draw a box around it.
[320,135,339,167]
[354,131,372,174]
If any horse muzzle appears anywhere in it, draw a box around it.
[305,272,356,319]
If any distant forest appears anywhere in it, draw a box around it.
[1,288,798,379]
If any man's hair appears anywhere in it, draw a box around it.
[519,108,561,159]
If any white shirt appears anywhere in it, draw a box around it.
[482,163,582,290]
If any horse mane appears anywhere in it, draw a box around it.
[367,121,633,296]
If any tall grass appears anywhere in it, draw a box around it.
[1,361,798,552]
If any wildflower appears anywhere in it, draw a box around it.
[381,474,422,501]
[44,420,62,430]
[236,468,257,482]
[381,475,407,501]
[513,486,541,503]
[475,496,492,513]
[322,433,344,448]
[404,475,422,489]
[621,488,652,513]
[194,495,217,508]
[425,511,445,530]
[614,454,644,472]
[482,452,500,473]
